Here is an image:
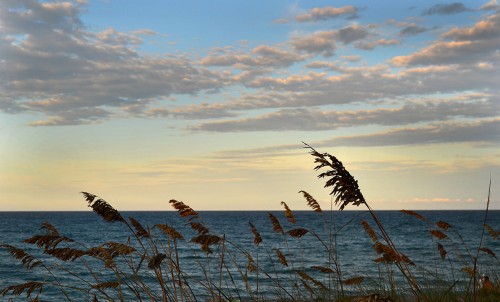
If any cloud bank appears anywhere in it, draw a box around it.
[1,0,499,148]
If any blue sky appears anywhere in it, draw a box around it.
[0,0,499,211]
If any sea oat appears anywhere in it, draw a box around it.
[430,230,447,240]
[287,228,309,238]
[155,224,184,240]
[400,210,427,222]
[45,247,86,262]
[311,265,334,274]
[91,281,120,290]
[300,279,314,294]
[485,224,499,240]
[148,253,167,269]
[304,143,365,210]
[191,234,222,254]
[105,242,136,256]
[343,276,364,285]
[87,247,116,268]
[268,213,284,234]
[40,222,60,236]
[281,201,296,223]
[189,222,209,235]
[436,221,451,231]
[249,222,262,246]
[24,234,74,250]
[437,243,447,260]
[169,199,199,220]
[82,192,124,223]
[246,254,257,272]
[299,190,322,213]
[297,271,327,291]
[479,247,497,259]
[373,242,414,265]
[129,217,149,238]
[1,281,43,298]
[275,249,288,267]
[0,244,41,270]
[362,220,378,243]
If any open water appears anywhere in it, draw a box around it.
[0,210,498,301]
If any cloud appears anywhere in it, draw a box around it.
[29,108,111,126]
[323,118,500,147]
[411,198,459,203]
[399,25,432,36]
[200,45,304,68]
[159,63,498,125]
[252,45,304,66]
[441,13,500,40]
[2,0,498,131]
[0,0,228,125]
[236,61,497,109]
[290,30,337,57]
[423,2,471,15]
[188,97,499,132]
[355,38,400,50]
[305,61,342,70]
[391,12,500,66]
[391,40,499,66]
[480,0,499,10]
[296,6,358,22]
[146,103,236,119]
[290,25,373,56]
[336,25,370,44]
[341,55,362,62]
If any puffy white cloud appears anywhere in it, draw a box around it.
[295,6,358,22]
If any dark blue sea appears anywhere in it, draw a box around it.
[0,210,498,301]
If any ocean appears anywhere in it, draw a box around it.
[0,210,498,301]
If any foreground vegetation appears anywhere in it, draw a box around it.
[1,144,498,301]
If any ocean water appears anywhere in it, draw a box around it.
[0,210,498,301]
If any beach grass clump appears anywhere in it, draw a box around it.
[1,144,498,301]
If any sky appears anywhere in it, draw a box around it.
[0,0,499,211]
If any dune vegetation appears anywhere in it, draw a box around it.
[1,144,498,301]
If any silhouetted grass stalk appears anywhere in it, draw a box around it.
[1,144,498,302]
[303,142,423,300]
[472,177,492,302]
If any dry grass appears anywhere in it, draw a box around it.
[1,144,498,302]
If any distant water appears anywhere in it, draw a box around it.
[1,210,498,300]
